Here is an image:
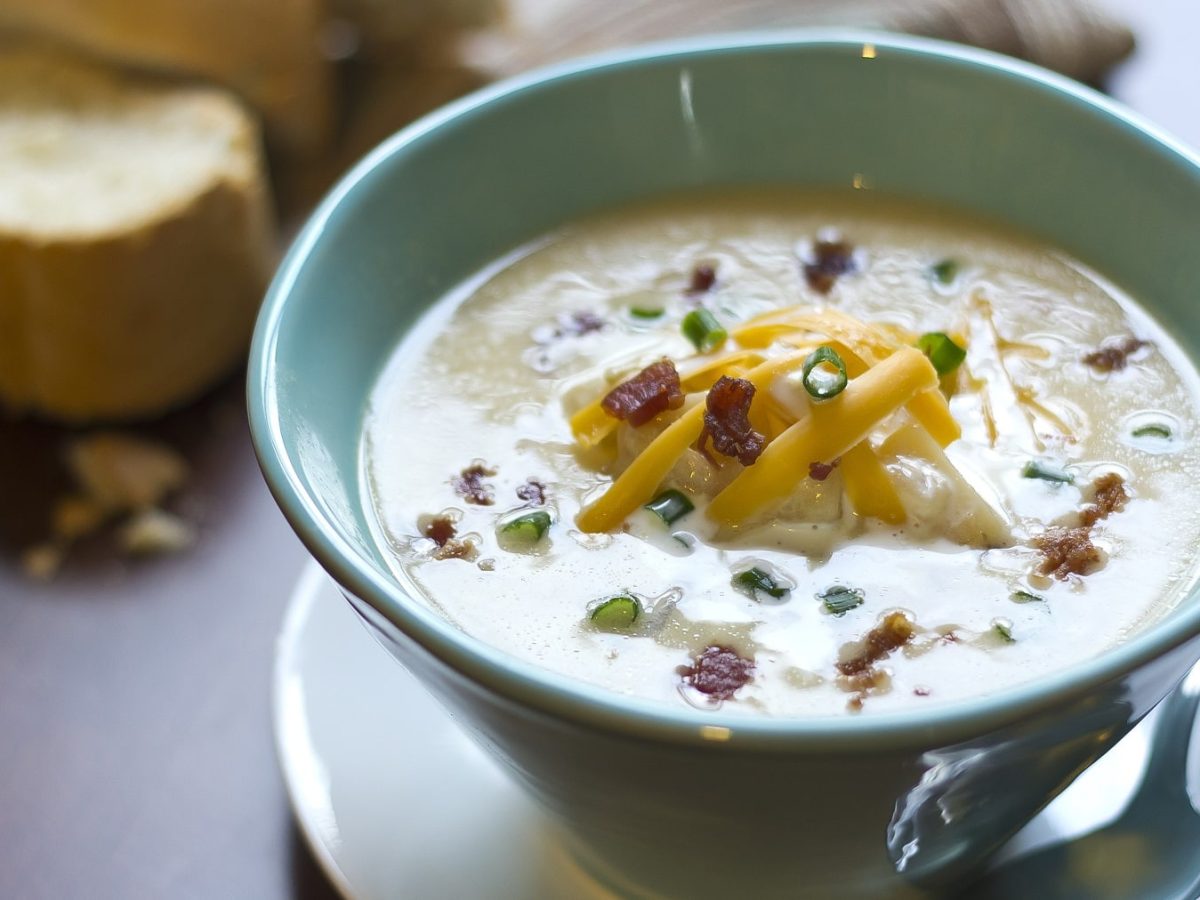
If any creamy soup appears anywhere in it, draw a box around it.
[363,191,1200,716]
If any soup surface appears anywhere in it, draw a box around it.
[363,191,1200,716]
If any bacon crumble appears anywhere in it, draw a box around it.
[533,311,608,347]
[601,359,685,427]
[836,612,915,677]
[1033,473,1128,577]
[516,478,547,505]
[697,376,765,466]
[687,263,717,295]
[452,462,497,506]
[1080,472,1129,527]
[433,539,478,561]
[420,515,456,547]
[1082,336,1149,372]
[808,458,841,482]
[681,645,754,700]
[1034,526,1101,580]
[562,311,607,336]
[802,237,857,294]
[417,513,478,561]
[842,668,893,711]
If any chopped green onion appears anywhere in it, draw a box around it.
[590,594,641,630]
[916,332,967,376]
[733,567,790,600]
[644,489,694,525]
[992,619,1016,643]
[1021,460,1075,484]
[681,309,728,352]
[1132,423,1172,439]
[818,585,864,616]
[1010,590,1045,604]
[802,346,849,400]
[498,510,552,545]
[629,306,665,320]
[931,259,960,285]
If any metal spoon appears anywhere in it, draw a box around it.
[968,672,1200,899]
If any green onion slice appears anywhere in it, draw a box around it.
[1132,423,1172,439]
[1010,590,1045,604]
[992,619,1016,643]
[931,259,960,285]
[733,567,791,600]
[498,510,552,544]
[802,346,849,400]
[681,308,728,353]
[644,489,694,525]
[590,594,641,630]
[629,306,665,320]
[1021,460,1075,484]
[916,332,967,376]
[818,584,864,616]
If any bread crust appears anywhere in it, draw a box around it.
[0,97,274,422]
[0,0,331,153]
[0,173,273,421]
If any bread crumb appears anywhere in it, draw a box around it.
[118,509,196,556]
[21,543,64,581]
[21,431,196,580]
[67,433,188,511]
[52,495,106,541]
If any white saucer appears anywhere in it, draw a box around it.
[273,562,1161,899]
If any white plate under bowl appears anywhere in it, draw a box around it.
[273,561,1166,899]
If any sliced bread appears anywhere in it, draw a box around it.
[0,0,331,153]
[0,46,275,422]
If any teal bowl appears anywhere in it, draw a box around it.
[249,31,1200,898]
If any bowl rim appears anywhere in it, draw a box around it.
[249,28,1200,751]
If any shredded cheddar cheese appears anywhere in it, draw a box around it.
[570,305,965,534]
[576,353,811,533]
[840,441,906,525]
[706,348,938,525]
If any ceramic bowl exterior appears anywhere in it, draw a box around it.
[249,33,1200,898]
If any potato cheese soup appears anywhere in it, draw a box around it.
[363,191,1200,716]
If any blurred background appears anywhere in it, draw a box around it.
[0,0,1194,897]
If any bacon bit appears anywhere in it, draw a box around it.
[914,686,931,697]
[840,668,893,712]
[562,311,607,336]
[682,645,754,700]
[808,458,841,482]
[1083,336,1149,372]
[601,359,685,427]
[697,376,765,466]
[452,462,497,506]
[420,514,456,547]
[1080,472,1129,527]
[417,512,477,561]
[534,311,608,345]
[516,478,547,505]
[802,237,857,294]
[433,538,478,562]
[837,612,916,677]
[687,263,717,295]
[1034,526,1101,579]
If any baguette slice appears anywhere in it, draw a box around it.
[0,47,275,422]
[0,0,331,153]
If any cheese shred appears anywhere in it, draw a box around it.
[571,305,962,533]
